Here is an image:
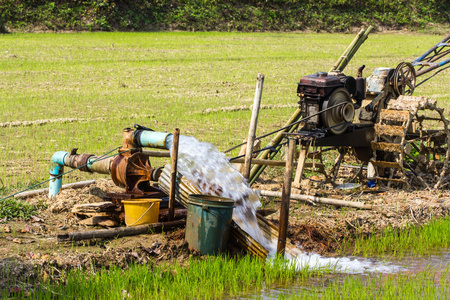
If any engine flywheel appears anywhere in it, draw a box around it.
[322,88,354,135]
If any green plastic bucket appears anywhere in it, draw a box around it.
[186,194,235,255]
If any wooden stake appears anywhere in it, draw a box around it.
[292,140,311,189]
[169,128,180,221]
[243,73,264,180]
[277,138,295,256]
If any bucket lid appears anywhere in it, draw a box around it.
[122,199,162,204]
[188,194,235,208]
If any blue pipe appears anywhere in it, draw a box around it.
[412,34,450,64]
[135,131,172,149]
[48,130,172,198]
[49,151,68,198]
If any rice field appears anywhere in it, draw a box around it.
[6,254,450,299]
[1,32,449,194]
[341,215,450,258]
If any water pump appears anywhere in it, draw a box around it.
[297,71,366,135]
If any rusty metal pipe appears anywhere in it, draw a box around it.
[84,156,113,174]
[48,151,114,198]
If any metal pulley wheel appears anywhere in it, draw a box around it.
[322,88,354,135]
[392,62,416,96]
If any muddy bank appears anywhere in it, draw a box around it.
[254,177,450,254]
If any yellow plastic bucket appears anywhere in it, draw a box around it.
[122,199,162,226]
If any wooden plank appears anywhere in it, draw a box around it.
[370,161,402,169]
[374,124,405,137]
[379,109,411,122]
[72,202,117,213]
[371,142,402,153]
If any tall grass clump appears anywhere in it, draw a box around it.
[0,198,43,220]
[349,216,450,257]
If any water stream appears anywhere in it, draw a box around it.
[166,135,398,274]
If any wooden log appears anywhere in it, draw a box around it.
[292,140,311,189]
[79,216,119,227]
[256,189,373,210]
[57,219,186,242]
[243,73,264,180]
[169,128,180,221]
[14,180,96,199]
[159,208,187,222]
[277,138,295,256]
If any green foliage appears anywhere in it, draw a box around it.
[343,216,450,257]
[0,199,43,220]
[0,0,448,32]
[19,255,325,299]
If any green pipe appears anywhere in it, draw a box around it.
[248,108,302,185]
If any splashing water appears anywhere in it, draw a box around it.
[166,135,271,250]
[166,134,399,274]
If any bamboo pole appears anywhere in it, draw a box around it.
[256,189,373,210]
[338,26,373,72]
[249,109,302,185]
[229,157,325,169]
[329,27,365,73]
[277,138,295,256]
[169,128,180,221]
[14,180,96,199]
[243,73,264,180]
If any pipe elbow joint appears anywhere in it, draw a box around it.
[49,151,68,176]
[49,151,68,198]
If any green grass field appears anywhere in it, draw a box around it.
[1,32,449,192]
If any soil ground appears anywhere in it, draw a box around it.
[2,174,450,292]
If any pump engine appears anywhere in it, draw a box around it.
[297,71,366,135]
